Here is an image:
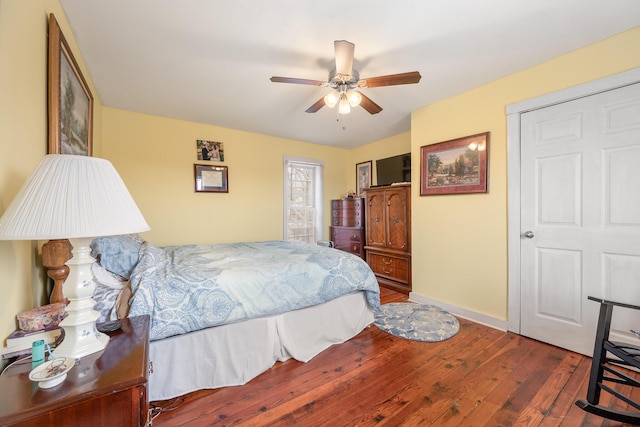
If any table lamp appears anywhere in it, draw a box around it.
[0,154,150,359]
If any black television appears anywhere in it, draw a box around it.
[376,153,411,186]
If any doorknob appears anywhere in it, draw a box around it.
[523,231,534,238]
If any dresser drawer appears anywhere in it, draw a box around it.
[332,198,363,210]
[368,253,408,270]
[367,253,409,282]
[369,263,409,282]
[334,242,363,256]
[331,211,363,227]
[331,227,363,243]
[331,198,364,227]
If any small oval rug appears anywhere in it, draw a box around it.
[374,302,459,342]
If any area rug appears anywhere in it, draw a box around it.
[374,302,459,342]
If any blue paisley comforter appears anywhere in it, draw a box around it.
[127,240,380,340]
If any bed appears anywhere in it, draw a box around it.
[89,235,380,401]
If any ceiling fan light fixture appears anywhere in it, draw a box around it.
[324,92,339,108]
[347,90,362,107]
[338,93,351,114]
[271,41,420,118]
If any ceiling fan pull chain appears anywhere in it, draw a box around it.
[337,111,348,131]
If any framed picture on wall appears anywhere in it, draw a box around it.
[47,14,93,156]
[356,160,372,197]
[196,140,224,162]
[420,132,489,196]
[194,164,228,193]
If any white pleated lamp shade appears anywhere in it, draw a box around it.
[0,154,150,240]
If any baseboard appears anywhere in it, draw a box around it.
[408,292,508,332]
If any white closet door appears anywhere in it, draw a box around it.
[520,83,640,355]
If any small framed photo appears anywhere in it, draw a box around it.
[194,164,228,193]
[356,160,372,197]
[420,132,489,196]
[196,140,224,162]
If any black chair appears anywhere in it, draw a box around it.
[576,296,640,424]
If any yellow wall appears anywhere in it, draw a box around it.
[0,0,103,345]
[348,131,410,190]
[410,26,640,320]
[101,107,350,246]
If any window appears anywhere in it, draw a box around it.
[283,157,323,243]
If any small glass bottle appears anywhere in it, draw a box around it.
[32,339,45,369]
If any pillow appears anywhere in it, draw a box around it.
[90,234,143,279]
[92,263,128,322]
[92,259,127,286]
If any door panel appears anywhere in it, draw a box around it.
[365,193,385,247]
[386,189,409,250]
[537,154,581,225]
[537,247,582,324]
[520,82,640,355]
[607,146,640,225]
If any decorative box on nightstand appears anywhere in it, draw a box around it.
[0,315,150,427]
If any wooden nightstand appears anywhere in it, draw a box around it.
[0,315,150,427]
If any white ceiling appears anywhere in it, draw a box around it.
[59,0,640,149]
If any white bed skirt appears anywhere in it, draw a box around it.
[148,291,374,401]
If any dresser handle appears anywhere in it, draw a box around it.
[382,258,392,265]
[382,267,393,274]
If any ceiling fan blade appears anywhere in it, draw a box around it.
[334,40,355,77]
[270,76,325,86]
[359,71,421,88]
[305,97,326,113]
[358,92,382,115]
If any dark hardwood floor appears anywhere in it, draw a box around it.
[150,287,638,426]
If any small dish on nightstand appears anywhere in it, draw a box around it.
[29,357,75,389]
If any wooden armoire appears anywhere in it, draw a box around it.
[363,184,411,293]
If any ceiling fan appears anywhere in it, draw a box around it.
[270,40,421,115]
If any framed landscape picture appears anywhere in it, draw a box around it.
[420,132,489,196]
[47,14,93,156]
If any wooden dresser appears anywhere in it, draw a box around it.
[0,315,150,427]
[330,197,365,259]
[364,184,411,293]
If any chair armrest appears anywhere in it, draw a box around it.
[588,296,640,312]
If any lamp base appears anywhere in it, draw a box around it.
[53,314,109,359]
[51,237,109,360]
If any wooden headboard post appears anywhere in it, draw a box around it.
[41,239,72,304]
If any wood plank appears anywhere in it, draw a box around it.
[151,288,640,426]
[512,351,583,425]
[543,354,593,427]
